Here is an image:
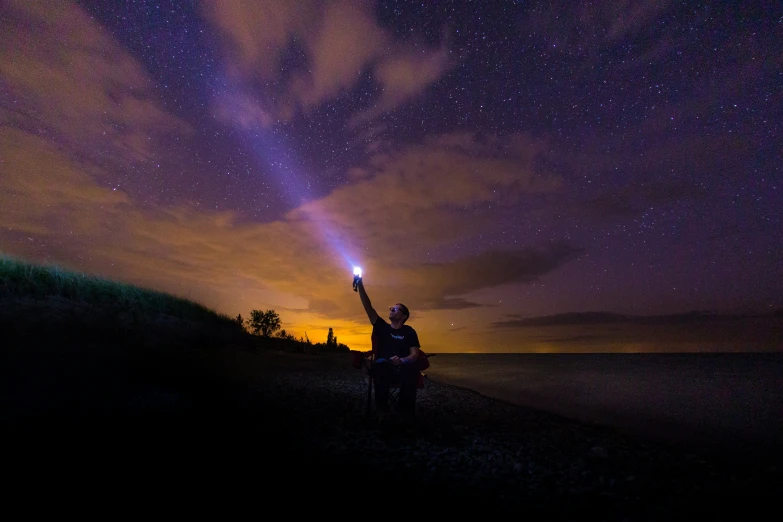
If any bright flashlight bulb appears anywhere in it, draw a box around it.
[353,267,362,277]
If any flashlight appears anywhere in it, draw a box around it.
[352,266,362,291]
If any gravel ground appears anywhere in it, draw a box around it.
[4,347,780,518]
[220,351,782,518]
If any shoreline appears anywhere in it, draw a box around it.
[257,352,781,514]
[425,374,783,460]
[222,350,783,461]
[424,352,783,460]
[4,348,781,516]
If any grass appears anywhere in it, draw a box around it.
[0,254,235,324]
[0,254,350,356]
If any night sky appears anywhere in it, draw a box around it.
[1,1,781,352]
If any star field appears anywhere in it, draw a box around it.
[1,0,781,352]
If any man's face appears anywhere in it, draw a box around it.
[389,304,405,322]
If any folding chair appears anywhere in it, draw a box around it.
[350,349,434,418]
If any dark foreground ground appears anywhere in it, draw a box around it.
[2,337,781,518]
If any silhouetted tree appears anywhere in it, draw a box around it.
[326,327,335,347]
[248,309,281,337]
[235,313,244,328]
[323,328,345,351]
[277,329,296,341]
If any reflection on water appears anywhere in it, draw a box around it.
[425,353,783,452]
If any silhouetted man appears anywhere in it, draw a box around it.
[356,277,420,424]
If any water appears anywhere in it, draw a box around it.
[425,353,783,453]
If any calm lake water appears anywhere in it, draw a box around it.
[425,353,783,453]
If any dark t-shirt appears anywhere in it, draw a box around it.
[372,318,420,359]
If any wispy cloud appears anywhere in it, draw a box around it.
[0,0,579,353]
[287,131,562,261]
[1,123,576,349]
[491,311,763,329]
[2,22,566,313]
[409,244,584,310]
[0,0,192,175]
[202,0,454,127]
[348,37,452,126]
[525,0,673,57]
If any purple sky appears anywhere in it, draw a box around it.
[1,1,781,352]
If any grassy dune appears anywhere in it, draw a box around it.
[0,254,245,343]
[0,254,331,433]
[0,255,258,426]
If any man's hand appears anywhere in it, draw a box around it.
[390,356,402,366]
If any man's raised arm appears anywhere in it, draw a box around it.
[357,279,379,325]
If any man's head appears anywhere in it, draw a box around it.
[389,303,410,324]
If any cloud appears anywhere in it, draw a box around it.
[289,2,388,110]
[526,1,673,57]
[348,39,453,126]
[491,311,751,329]
[570,181,707,220]
[426,297,484,310]
[0,1,578,351]
[199,0,318,79]
[202,0,454,127]
[539,335,603,344]
[0,0,192,176]
[488,311,783,353]
[212,93,274,129]
[409,244,584,310]
[3,119,570,337]
[271,132,572,315]
[4,1,778,354]
[585,1,672,44]
[3,99,571,338]
[287,131,562,260]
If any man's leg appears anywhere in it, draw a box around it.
[397,365,419,422]
[372,364,392,417]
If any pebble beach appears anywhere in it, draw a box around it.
[4,345,780,518]
[217,350,782,518]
